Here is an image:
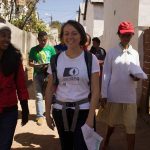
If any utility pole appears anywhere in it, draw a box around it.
[9,0,14,22]
[50,15,52,24]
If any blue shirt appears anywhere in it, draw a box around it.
[54,44,67,52]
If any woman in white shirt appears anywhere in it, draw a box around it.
[101,21,140,150]
[45,20,100,150]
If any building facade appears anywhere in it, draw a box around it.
[78,0,104,40]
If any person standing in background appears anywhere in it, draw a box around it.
[0,23,29,150]
[90,37,106,64]
[90,37,106,89]
[54,41,67,53]
[29,31,56,126]
[101,21,140,150]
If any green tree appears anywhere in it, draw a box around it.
[0,0,15,21]
[50,21,62,34]
[11,11,49,33]
[1,0,48,33]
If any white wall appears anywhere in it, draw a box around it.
[93,4,104,37]
[93,4,104,20]
[85,2,94,37]
[103,0,139,51]
[78,3,86,29]
[93,20,104,37]
[138,0,150,27]
[85,2,104,39]
[6,22,37,53]
[6,22,38,67]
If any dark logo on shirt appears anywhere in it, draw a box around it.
[63,67,79,77]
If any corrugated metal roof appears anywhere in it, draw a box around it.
[90,0,104,3]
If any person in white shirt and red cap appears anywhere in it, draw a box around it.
[100,21,140,150]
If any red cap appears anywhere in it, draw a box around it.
[118,21,134,34]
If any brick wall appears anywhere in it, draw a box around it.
[141,29,150,114]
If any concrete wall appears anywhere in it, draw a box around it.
[79,12,86,29]
[93,20,104,37]
[138,0,150,27]
[6,22,38,60]
[93,4,104,38]
[85,2,94,37]
[79,2,86,27]
[85,2,104,39]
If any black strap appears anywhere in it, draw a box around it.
[50,52,61,85]
[54,98,89,131]
[84,51,92,90]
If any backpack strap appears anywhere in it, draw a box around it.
[84,51,92,86]
[84,51,92,99]
[50,52,61,86]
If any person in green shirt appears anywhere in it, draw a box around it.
[29,31,56,126]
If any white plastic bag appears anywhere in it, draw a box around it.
[128,63,147,79]
[81,123,103,150]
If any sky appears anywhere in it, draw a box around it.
[37,0,83,24]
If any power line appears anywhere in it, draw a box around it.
[38,8,75,12]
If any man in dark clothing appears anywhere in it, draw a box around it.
[90,37,106,89]
[54,42,67,53]
[90,37,106,62]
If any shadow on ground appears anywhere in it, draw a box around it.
[18,111,36,122]
[12,132,60,150]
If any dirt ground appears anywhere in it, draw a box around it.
[12,99,60,150]
[12,99,150,150]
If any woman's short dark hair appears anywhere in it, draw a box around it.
[60,20,87,46]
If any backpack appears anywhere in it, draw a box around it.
[50,51,92,90]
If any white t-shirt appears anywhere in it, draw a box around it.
[101,44,140,103]
[47,51,100,109]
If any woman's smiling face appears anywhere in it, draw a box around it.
[62,24,81,49]
[0,29,11,51]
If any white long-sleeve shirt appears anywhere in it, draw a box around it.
[101,44,140,103]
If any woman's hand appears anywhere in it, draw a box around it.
[20,100,29,126]
[46,115,55,130]
[85,118,94,128]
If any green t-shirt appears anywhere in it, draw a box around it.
[29,45,56,74]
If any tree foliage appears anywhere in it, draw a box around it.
[50,21,62,34]
[1,0,48,33]
[0,0,15,21]
[11,12,49,33]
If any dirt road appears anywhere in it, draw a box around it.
[12,99,150,150]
